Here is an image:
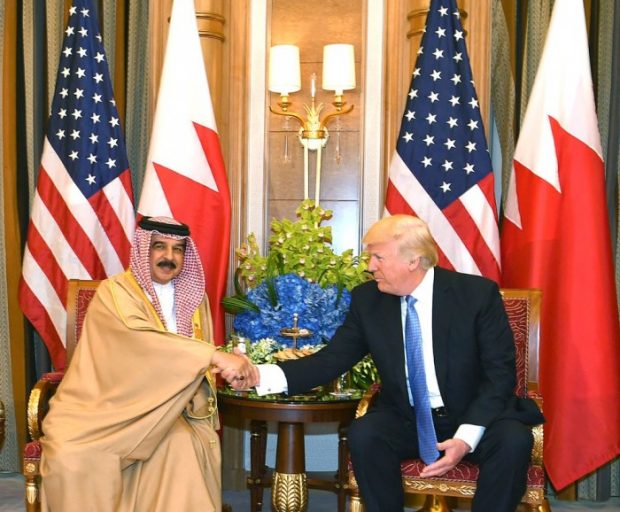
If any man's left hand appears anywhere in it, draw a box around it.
[418,438,470,478]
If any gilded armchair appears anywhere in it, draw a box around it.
[23,279,100,512]
[348,288,550,512]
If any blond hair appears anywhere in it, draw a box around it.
[362,215,438,269]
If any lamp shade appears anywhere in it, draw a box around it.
[322,44,356,95]
[269,45,301,95]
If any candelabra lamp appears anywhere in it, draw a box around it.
[268,44,356,205]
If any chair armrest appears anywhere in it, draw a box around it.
[27,372,63,440]
[527,389,542,407]
[355,382,381,418]
[526,389,544,466]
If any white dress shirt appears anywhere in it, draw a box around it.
[152,281,177,333]
[403,267,442,407]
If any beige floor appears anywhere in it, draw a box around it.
[222,490,620,512]
[2,472,619,511]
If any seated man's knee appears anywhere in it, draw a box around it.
[490,420,534,463]
[348,415,382,454]
[42,442,120,481]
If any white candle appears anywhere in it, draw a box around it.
[310,72,317,99]
[303,143,309,199]
[315,144,322,206]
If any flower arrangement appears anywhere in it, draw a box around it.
[234,272,351,346]
[222,200,378,389]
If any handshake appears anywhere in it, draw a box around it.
[211,348,260,389]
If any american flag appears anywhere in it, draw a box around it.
[19,0,135,370]
[385,0,500,282]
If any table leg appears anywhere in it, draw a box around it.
[248,420,268,512]
[272,422,308,512]
[336,422,350,512]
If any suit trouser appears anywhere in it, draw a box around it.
[348,405,533,512]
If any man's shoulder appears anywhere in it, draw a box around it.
[435,266,498,292]
[434,267,502,311]
[351,279,379,297]
[96,272,160,328]
[350,279,399,307]
[101,270,130,286]
[97,271,146,303]
[99,271,129,289]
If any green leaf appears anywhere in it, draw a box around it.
[232,267,245,297]
[221,295,260,314]
[265,276,279,308]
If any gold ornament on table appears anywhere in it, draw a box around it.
[279,313,312,350]
[275,313,316,361]
[273,347,317,361]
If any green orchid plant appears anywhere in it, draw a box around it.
[235,201,367,290]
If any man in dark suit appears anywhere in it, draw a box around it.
[236,214,542,512]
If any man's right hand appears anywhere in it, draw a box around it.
[211,348,259,388]
[418,438,470,478]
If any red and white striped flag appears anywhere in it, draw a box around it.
[385,0,500,282]
[501,0,620,489]
[137,0,231,346]
[19,0,135,370]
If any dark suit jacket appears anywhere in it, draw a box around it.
[280,267,542,428]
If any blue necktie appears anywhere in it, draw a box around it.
[405,296,440,464]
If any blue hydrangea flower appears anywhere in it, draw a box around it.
[233,273,351,347]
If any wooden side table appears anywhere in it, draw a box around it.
[218,388,360,512]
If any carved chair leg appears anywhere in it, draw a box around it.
[349,494,365,512]
[417,495,453,512]
[336,423,350,512]
[529,499,552,512]
[24,473,41,512]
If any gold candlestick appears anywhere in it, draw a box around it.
[280,313,312,349]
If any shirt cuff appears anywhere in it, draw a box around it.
[454,424,486,452]
[255,364,288,395]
